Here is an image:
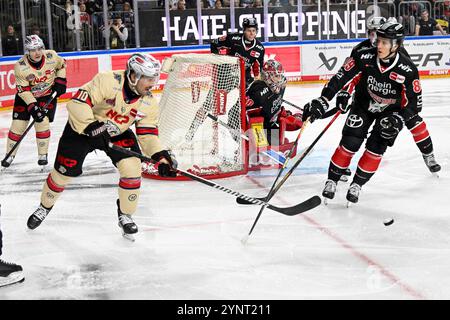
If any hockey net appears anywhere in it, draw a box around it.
[142,54,247,180]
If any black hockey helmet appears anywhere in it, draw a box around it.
[376,21,405,43]
[242,17,258,31]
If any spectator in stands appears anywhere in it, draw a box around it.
[103,16,128,49]
[215,0,223,8]
[240,0,253,7]
[415,9,447,35]
[30,24,49,48]
[1,25,22,56]
[176,0,186,10]
[253,0,263,7]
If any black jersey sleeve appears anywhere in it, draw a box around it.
[211,34,232,54]
[399,67,423,120]
[321,54,364,101]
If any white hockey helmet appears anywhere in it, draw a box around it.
[126,53,161,88]
[367,17,387,32]
[261,59,286,93]
[24,35,45,53]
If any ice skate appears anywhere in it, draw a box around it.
[117,200,138,242]
[346,183,361,207]
[0,259,24,287]
[27,204,51,230]
[322,179,337,205]
[423,153,441,177]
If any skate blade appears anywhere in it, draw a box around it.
[40,166,47,173]
[432,172,439,178]
[323,198,328,205]
[339,175,348,182]
[0,272,25,288]
[346,201,352,208]
[121,232,135,242]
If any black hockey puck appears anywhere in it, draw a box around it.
[383,218,394,226]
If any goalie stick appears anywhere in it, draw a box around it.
[237,110,342,205]
[206,113,286,165]
[108,142,321,216]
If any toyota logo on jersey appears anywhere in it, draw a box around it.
[346,114,363,128]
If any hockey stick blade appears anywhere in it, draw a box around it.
[271,195,321,216]
[237,194,321,214]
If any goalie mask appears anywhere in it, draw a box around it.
[261,60,286,94]
[126,53,161,94]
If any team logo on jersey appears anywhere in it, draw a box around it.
[250,51,260,58]
[398,63,413,73]
[46,52,53,58]
[389,72,405,84]
[360,53,375,60]
[346,115,363,128]
[105,98,116,106]
[343,57,355,72]
[26,74,36,81]
[114,73,122,83]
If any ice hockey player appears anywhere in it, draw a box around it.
[185,18,266,143]
[337,17,440,175]
[228,59,302,145]
[0,205,24,287]
[303,22,424,204]
[26,53,177,240]
[1,35,67,169]
[210,17,265,85]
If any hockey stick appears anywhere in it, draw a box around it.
[108,142,321,216]
[282,99,303,112]
[241,118,311,242]
[1,92,57,167]
[206,113,286,165]
[237,110,342,205]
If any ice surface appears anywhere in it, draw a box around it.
[0,78,449,299]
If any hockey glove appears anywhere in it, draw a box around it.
[28,103,46,123]
[380,114,403,141]
[52,78,67,98]
[84,120,111,151]
[302,97,329,123]
[336,90,351,113]
[151,150,178,177]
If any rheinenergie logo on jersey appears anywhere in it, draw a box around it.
[367,75,396,95]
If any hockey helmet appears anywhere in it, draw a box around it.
[24,35,45,53]
[376,21,405,43]
[242,17,258,31]
[126,53,161,87]
[367,17,387,32]
[261,59,286,93]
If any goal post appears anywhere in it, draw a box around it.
[142,53,248,180]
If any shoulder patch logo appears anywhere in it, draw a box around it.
[114,73,122,83]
